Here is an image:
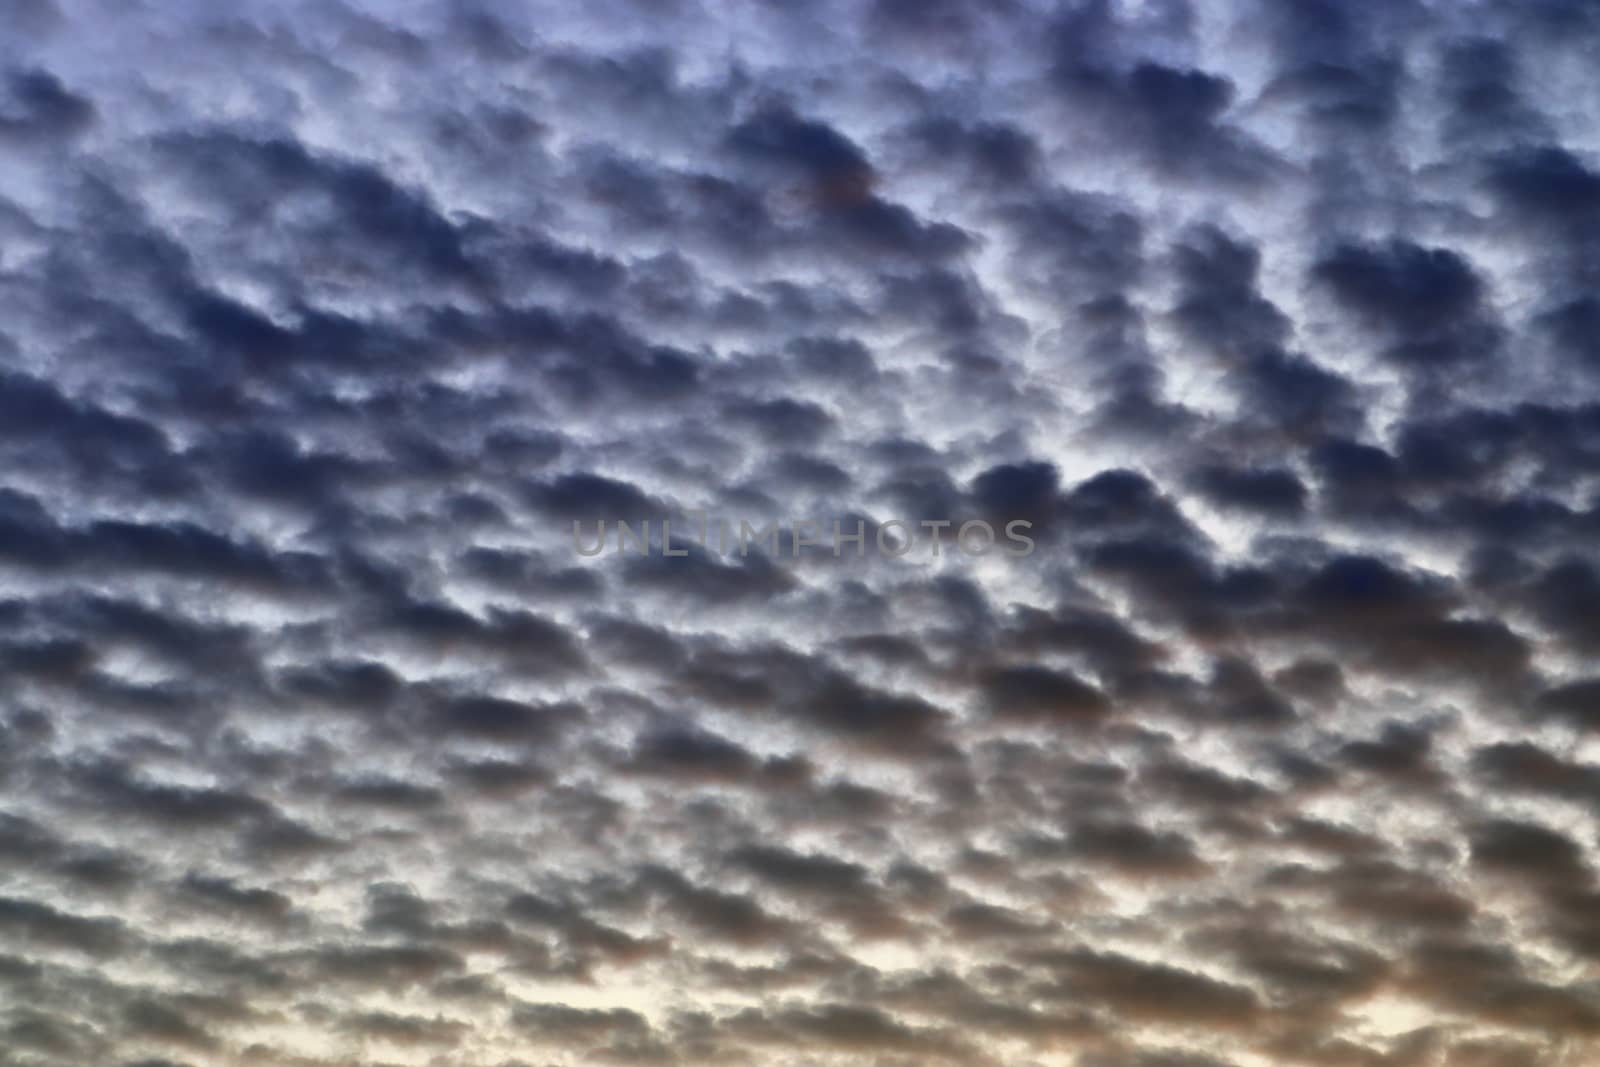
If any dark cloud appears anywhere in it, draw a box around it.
[1537,678,1600,732]
[0,67,94,143]
[1027,947,1262,1026]
[1190,463,1309,518]
[979,664,1111,726]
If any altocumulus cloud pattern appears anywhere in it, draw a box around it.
[5,1,1600,1065]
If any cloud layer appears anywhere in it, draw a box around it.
[4,1,1600,1065]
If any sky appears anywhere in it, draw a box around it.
[3,0,1600,1065]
